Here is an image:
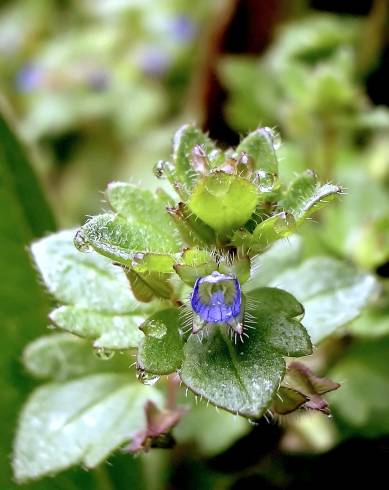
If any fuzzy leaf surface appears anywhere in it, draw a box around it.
[32,230,146,349]
[268,257,378,343]
[180,287,311,418]
[13,373,162,482]
[78,214,180,271]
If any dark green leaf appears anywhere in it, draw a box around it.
[248,288,312,357]
[180,325,285,418]
[180,287,311,418]
[137,309,184,375]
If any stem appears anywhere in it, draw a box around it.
[356,0,388,76]
[94,465,115,490]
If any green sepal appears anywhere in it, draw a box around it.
[232,212,295,254]
[172,124,216,192]
[167,202,216,246]
[218,256,251,284]
[125,269,174,302]
[188,173,259,233]
[279,170,343,224]
[236,127,279,174]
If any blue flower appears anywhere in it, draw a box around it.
[190,271,243,335]
[16,64,43,92]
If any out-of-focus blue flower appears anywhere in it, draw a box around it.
[191,271,243,334]
[136,45,171,77]
[16,64,44,92]
[169,15,197,43]
[86,68,110,91]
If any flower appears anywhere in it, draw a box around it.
[190,271,243,335]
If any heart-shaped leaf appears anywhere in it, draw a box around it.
[179,287,311,418]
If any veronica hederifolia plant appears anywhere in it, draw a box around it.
[14,125,378,482]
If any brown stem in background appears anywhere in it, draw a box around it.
[186,0,284,146]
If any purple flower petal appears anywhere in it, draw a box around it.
[190,271,242,325]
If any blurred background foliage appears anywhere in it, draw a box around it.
[0,0,388,489]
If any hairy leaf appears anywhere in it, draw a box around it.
[280,170,343,224]
[137,309,184,374]
[32,230,145,349]
[13,373,162,482]
[78,214,179,271]
[180,287,311,418]
[269,257,378,343]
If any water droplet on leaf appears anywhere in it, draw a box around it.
[74,229,92,252]
[94,348,115,360]
[137,369,161,386]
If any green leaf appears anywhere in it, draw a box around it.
[180,325,284,418]
[126,269,174,302]
[50,307,144,350]
[137,309,184,375]
[180,287,311,418]
[172,124,216,191]
[77,214,179,271]
[279,170,343,224]
[23,334,130,381]
[329,338,389,437]
[106,181,177,235]
[13,373,163,482]
[236,127,279,174]
[268,257,378,343]
[246,234,303,290]
[32,230,138,312]
[0,103,86,490]
[248,288,312,357]
[232,212,295,253]
[32,230,146,349]
[350,308,389,338]
[188,173,258,233]
[174,404,250,456]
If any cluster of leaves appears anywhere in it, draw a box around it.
[219,14,389,442]
[13,124,377,482]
